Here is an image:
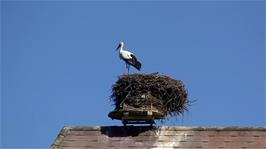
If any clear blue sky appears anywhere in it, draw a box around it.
[1,1,265,148]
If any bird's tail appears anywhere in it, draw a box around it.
[133,60,141,71]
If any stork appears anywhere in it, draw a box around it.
[116,42,142,74]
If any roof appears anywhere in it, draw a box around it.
[51,126,266,149]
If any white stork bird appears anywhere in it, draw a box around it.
[116,42,142,74]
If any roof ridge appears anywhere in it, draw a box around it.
[59,126,266,131]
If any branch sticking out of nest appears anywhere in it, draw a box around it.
[111,73,189,117]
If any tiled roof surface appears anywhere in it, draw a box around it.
[52,126,266,149]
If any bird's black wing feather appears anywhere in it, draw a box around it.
[130,54,138,62]
[129,54,142,70]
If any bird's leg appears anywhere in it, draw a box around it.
[125,63,129,74]
[126,64,130,74]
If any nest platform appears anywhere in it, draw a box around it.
[108,104,164,126]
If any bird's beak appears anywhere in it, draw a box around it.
[116,44,121,51]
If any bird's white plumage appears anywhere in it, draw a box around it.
[120,50,133,60]
[118,42,134,60]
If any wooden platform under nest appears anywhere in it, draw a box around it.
[109,101,165,126]
[108,109,164,126]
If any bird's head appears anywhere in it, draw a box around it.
[116,41,124,51]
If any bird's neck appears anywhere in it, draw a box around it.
[119,46,124,52]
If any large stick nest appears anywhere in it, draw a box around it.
[111,73,189,117]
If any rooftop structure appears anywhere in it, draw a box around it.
[52,126,266,149]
